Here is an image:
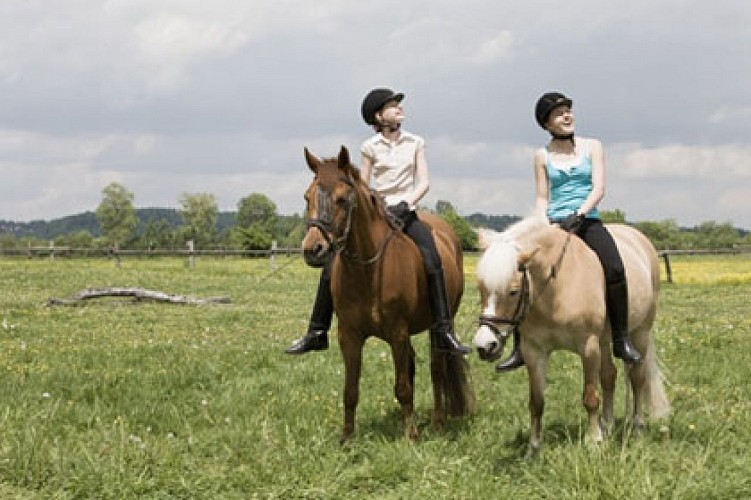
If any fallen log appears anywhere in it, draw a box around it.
[46,287,231,306]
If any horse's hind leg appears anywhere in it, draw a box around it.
[599,339,617,433]
[429,348,447,430]
[625,328,650,434]
[339,332,364,444]
[390,334,418,441]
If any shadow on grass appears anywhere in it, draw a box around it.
[344,405,476,444]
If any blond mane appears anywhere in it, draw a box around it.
[476,211,550,293]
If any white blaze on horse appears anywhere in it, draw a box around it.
[473,213,669,455]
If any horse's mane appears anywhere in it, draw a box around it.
[320,156,392,223]
[476,211,550,292]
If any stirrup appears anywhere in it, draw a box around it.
[495,349,525,373]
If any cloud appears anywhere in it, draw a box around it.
[0,0,749,231]
[614,144,750,180]
[470,32,514,67]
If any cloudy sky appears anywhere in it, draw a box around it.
[1,1,750,228]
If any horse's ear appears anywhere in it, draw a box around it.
[518,245,541,267]
[477,228,500,250]
[304,147,321,174]
[337,145,351,171]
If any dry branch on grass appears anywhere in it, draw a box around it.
[45,287,231,306]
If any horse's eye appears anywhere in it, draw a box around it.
[336,197,349,206]
[509,290,520,297]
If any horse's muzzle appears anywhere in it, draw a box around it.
[473,324,508,362]
[303,244,331,267]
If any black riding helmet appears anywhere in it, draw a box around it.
[535,92,573,129]
[361,88,404,126]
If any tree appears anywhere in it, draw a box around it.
[600,209,626,223]
[693,221,739,249]
[96,183,137,247]
[232,193,278,250]
[140,218,176,249]
[55,230,94,249]
[632,219,683,250]
[179,193,218,247]
[434,200,478,250]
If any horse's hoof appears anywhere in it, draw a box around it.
[524,444,541,461]
[339,431,354,446]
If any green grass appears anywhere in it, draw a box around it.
[1,254,750,498]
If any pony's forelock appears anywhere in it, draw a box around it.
[477,238,518,293]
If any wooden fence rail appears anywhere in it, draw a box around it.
[2,244,750,283]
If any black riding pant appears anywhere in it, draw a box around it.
[573,218,625,285]
[400,210,443,274]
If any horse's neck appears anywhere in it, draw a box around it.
[346,188,391,261]
[526,227,567,278]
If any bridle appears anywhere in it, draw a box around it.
[306,176,395,265]
[478,264,531,340]
[477,230,573,339]
[306,177,357,251]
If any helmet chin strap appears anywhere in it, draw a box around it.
[551,132,575,144]
[379,122,401,134]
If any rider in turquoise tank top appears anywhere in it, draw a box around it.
[546,142,600,221]
[495,91,643,374]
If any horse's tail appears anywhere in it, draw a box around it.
[436,352,477,417]
[624,333,671,419]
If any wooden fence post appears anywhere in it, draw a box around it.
[113,243,121,268]
[662,252,673,284]
[49,240,55,261]
[270,240,277,271]
[187,240,195,268]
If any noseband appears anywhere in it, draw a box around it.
[478,265,531,339]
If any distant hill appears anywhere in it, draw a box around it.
[2,209,525,241]
[0,208,238,240]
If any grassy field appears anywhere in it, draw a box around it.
[1,253,750,498]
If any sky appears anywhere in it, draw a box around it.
[1,0,750,228]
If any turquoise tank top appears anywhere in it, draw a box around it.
[546,142,600,221]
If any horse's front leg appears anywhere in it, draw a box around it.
[582,334,604,445]
[390,330,418,441]
[525,349,548,459]
[339,330,364,444]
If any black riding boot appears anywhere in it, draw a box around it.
[606,281,642,364]
[495,327,524,372]
[285,270,333,355]
[426,270,471,356]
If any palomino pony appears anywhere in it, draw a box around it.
[473,213,669,455]
[301,146,475,443]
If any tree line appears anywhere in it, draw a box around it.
[1,183,749,252]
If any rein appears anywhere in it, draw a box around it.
[477,229,573,337]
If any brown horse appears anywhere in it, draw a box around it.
[301,146,475,443]
[473,213,669,456]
